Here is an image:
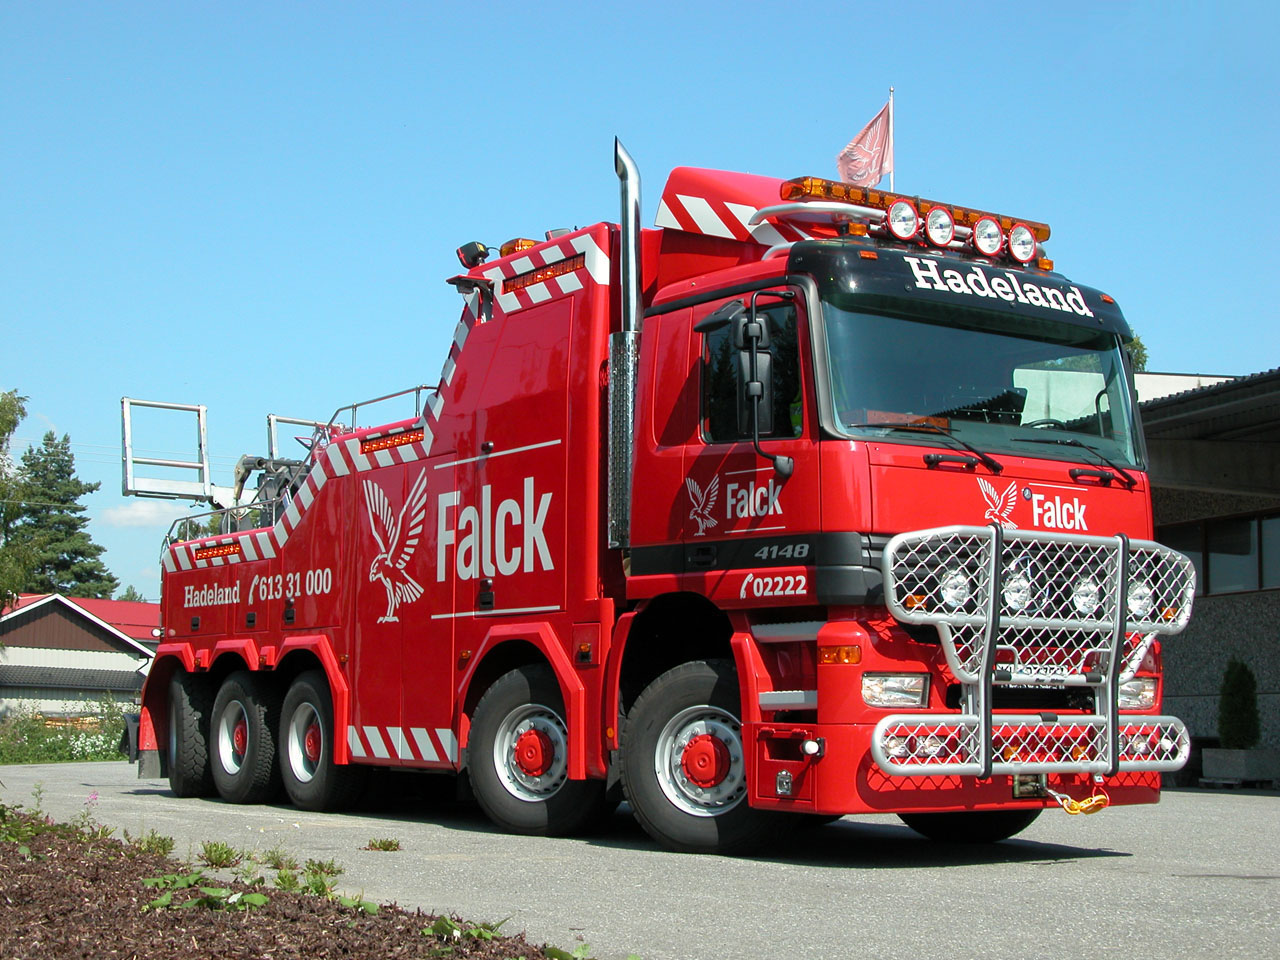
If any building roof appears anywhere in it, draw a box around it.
[1,594,158,657]
[0,663,145,692]
[1140,366,1280,443]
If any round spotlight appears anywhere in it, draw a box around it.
[1127,580,1155,619]
[972,217,1003,257]
[925,206,955,247]
[1072,577,1102,616]
[1008,222,1037,263]
[887,199,920,241]
[940,567,971,609]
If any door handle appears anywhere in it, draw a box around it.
[689,544,717,568]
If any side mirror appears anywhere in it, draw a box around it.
[737,350,774,435]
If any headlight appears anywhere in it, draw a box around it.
[884,735,910,759]
[1127,580,1155,619]
[1118,678,1157,710]
[1071,577,1101,616]
[940,567,971,608]
[863,674,929,707]
[887,199,919,241]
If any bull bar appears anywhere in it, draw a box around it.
[873,524,1196,778]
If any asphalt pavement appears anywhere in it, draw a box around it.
[1,762,1276,960]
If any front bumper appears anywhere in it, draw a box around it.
[874,524,1195,778]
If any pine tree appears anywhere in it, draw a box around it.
[11,431,119,598]
[118,584,147,602]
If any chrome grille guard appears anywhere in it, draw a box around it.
[875,524,1195,778]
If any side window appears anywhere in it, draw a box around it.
[701,299,802,443]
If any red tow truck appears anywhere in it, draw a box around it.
[123,141,1195,852]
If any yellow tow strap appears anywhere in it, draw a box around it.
[1047,786,1110,815]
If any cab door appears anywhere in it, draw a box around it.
[681,286,822,609]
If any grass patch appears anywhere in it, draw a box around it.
[364,837,402,851]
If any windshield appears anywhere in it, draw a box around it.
[819,296,1141,468]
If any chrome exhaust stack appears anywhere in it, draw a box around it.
[608,139,642,549]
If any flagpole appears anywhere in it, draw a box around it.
[889,86,895,193]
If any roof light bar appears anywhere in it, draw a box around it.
[780,176,1050,243]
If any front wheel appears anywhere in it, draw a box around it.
[899,809,1041,843]
[210,671,282,804]
[468,665,608,836]
[621,659,782,854]
[278,670,367,811]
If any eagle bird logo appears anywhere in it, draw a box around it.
[363,469,430,623]
[978,477,1019,529]
[685,476,720,537]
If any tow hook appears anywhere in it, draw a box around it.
[1046,783,1110,815]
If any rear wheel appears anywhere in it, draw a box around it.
[468,665,608,836]
[899,809,1041,843]
[278,670,367,811]
[210,671,282,804]
[621,659,783,854]
[167,671,215,798]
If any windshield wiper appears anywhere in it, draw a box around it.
[844,420,1003,474]
[1013,436,1138,488]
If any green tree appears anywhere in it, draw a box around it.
[0,389,35,610]
[11,431,119,598]
[1127,333,1148,373]
[118,584,147,602]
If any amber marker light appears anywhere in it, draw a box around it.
[819,645,862,665]
[193,542,241,561]
[504,253,585,292]
[360,428,425,454]
[904,594,927,610]
[499,238,537,257]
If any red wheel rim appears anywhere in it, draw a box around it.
[232,718,248,758]
[680,733,730,789]
[303,722,322,764]
[514,727,554,777]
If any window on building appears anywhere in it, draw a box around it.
[1158,512,1280,596]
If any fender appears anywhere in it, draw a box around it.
[457,620,588,779]
[276,634,351,763]
[209,637,262,673]
[601,611,638,750]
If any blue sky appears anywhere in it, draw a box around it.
[2,2,1276,599]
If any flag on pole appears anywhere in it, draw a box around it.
[836,99,893,188]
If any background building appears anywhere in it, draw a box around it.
[1138,369,1280,752]
[0,594,157,716]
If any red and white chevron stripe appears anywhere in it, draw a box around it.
[163,286,488,575]
[480,231,609,316]
[346,723,458,763]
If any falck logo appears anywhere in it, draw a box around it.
[685,476,720,536]
[363,469,430,623]
[978,477,1019,529]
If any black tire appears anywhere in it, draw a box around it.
[621,659,783,854]
[468,665,608,836]
[899,808,1042,843]
[210,671,283,804]
[278,670,367,811]
[167,671,216,798]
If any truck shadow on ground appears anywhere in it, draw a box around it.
[125,769,1128,870]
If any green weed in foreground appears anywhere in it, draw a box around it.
[364,836,401,851]
[197,840,243,869]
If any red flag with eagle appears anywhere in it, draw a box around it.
[836,100,893,188]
